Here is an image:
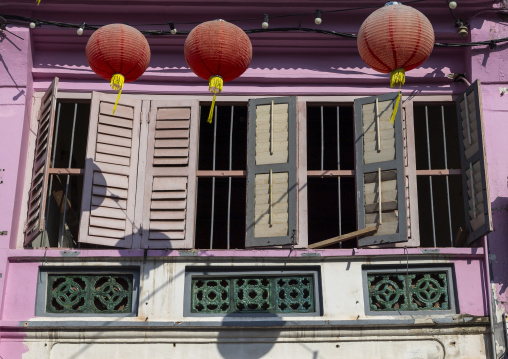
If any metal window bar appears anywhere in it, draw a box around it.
[320,106,324,171]
[337,106,342,245]
[59,103,78,248]
[425,106,437,247]
[441,106,454,247]
[227,106,234,249]
[43,102,62,247]
[209,106,218,249]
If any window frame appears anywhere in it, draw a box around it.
[20,91,470,250]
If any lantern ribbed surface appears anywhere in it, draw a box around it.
[86,24,151,82]
[184,20,252,82]
[357,4,434,74]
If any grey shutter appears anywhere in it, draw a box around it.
[78,93,142,248]
[456,80,493,244]
[140,100,198,249]
[246,97,297,247]
[355,92,408,246]
[24,77,59,246]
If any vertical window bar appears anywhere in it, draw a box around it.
[227,106,234,249]
[337,106,342,244]
[320,106,324,171]
[43,102,62,247]
[441,106,453,246]
[425,106,437,247]
[59,103,78,247]
[209,106,218,249]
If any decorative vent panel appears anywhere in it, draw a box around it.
[367,271,449,312]
[191,275,315,314]
[47,274,133,314]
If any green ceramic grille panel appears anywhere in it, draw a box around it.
[191,275,315,314]
[47,274,133,314]
[368,272,449,311]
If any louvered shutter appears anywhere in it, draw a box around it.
[78,93,142,248]
[456,80,493,244]
[246,97,297,247]
[355,92,408,246]
[140,100,198,249]
[24,77,59,246]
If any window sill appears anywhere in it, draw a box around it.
[6,247,484,261]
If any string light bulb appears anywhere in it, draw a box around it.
[449,1,457,9]
[30,22,36,29]
[315,10,322,25]
[262,14,269,29]
[77,22,85,36]
[169,21,177,34]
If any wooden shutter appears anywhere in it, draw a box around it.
[78,93,142,248]
[246,97,297,247]
[24,77,59,246]
[355,92,407,246]
[140,100,198,249]
[456,80,493,244]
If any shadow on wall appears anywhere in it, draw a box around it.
[488,196,508,297]
[217,312,284,359]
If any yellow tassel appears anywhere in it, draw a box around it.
[110,74,125,115]
[207,76,223,124]
[390,68,405,88]
[36,0,41,4]
[390,91,402,124]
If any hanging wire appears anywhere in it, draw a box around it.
[2,3,508,48]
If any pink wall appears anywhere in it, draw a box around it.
[470,16,508,311]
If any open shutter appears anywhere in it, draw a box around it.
[140,100,198,249]
[355,92,407,246]
[24,77,59,246]
[78,93,142,248]
[456,80,493,244]
[246,97,297,247]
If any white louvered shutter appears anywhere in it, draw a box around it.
[355,92,408,246]
[78,93,142,248]
[24,77,59,246]
[140,100,198,249]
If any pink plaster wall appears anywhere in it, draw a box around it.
[470,17,508,311]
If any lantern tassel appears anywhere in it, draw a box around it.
[36,0,41,4]
[207,76,223,123]
[388,68,404,123]
[110,74,125,115]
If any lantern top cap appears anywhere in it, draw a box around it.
[384,1,403,5]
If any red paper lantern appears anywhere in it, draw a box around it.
[357,2,434,88]
[184,19,252,122]
[86,24,151,113]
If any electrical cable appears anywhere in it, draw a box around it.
[2,8,508,48]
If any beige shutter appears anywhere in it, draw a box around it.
[78,93,142,248]
[355,92,408,246]
[24,77,59,246]
[140,100,198,249]
[456,80,493,244]
[246,97,297,247]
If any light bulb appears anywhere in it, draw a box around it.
[30,22,36,29]
[449,1,457,9]
[77,27,84,35]
[315,10,322,25]
[262,14,269,29]
[171,28,177,34]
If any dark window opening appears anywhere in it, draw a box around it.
[195,105,248,249]
[414,104,465,247]
[30,100,90,248]
[306,105,355,247]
